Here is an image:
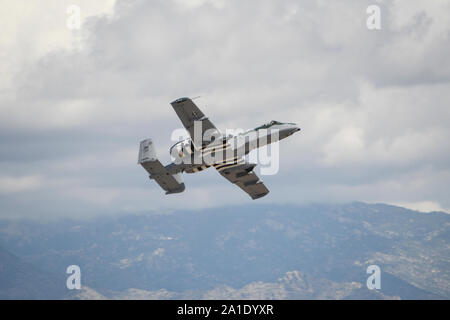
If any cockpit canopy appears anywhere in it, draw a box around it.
[254,120,284,131]
[238,120,295,135]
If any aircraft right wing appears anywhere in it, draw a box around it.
[170,97,221,147]
[215,162,269,200]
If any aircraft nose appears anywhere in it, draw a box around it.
[279,124,301,139]
[290,125,301,134]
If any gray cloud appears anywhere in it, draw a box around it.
[1,0,449,218]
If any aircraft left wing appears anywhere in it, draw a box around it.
[216,162,269,200]
[170,97,221,147]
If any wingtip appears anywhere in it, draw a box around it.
[171,97,190,104]
[251,191,269,200]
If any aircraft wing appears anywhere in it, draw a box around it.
[170,97,220,147]
[216,162,269,200]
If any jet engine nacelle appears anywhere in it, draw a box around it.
[170,138,195,160]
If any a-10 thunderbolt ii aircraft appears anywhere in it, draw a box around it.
[138,97,300,199]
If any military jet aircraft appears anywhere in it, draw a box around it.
[138,97,300,199]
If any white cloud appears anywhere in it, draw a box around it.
[0,0,449,218]
[317,81,450,167]
[390,201,449,214]
[0,0,116,91]
[0,175,43,194]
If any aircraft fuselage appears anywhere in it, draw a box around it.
[168,122,300,174]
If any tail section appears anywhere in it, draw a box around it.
[138,139,185,194]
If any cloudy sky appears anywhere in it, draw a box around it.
[1,0,449,219]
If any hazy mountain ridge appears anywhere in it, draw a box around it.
[0,246,66,299]
[72,270,395,300]
[0,202,448,299]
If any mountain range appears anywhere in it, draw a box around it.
[0,202,448,299]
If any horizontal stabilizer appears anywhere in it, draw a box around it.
[139,139,185,194]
